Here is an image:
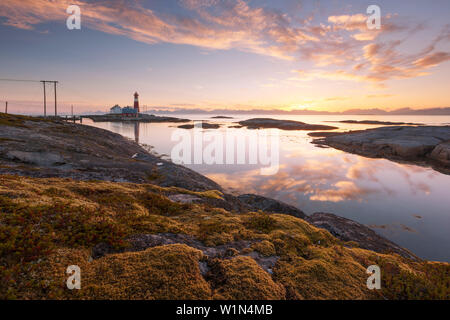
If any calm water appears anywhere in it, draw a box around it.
[84,115,450,262]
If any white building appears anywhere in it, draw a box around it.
[110,104,122,114]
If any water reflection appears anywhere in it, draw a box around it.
[134,122,140,144]
[83,116,450,262]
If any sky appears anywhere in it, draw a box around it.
[0,0,449,114]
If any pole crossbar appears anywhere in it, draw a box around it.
[0,78,59,117]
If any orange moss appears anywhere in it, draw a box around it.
[251,240,276,257]
[83,244,211,299]
[209,256,285,300]
[0,175,448,300]
[27,245,212,300]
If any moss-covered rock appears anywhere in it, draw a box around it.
[0,175,448,300]
[251,240,276,257]
[209,256,286,300]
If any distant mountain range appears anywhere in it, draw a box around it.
[139,107,450,116]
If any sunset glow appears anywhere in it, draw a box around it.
[1,1,450,302]
[0,0,449,114]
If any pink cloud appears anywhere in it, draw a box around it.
[0,0,449,87]
[413,52,450,68]
[309,180,378,202]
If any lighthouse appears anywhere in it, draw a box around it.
[133,92,140,116]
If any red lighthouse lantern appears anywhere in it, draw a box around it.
[133,92,140,115]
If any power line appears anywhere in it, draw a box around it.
[0,78,41,83]
[0,78,59,116]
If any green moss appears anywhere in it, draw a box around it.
[0,113,27,127]
[195,190,223,200]
[197,219,235,246]
[0,175,448,300]
[251,240,276,257]
[271,231,312,258]
[35,245,212,300]
[274,254,374,300]
[0,197,129,249]
[209,256,285,300]
[0,137,25,142]
[377,258,450,299]
[146,168,163,182]
[0,113,51,127]
[82,244,212,299]
[244,212,277,233]
[43,187,70,197]
[138,192,190,216]
[144,183,224,200]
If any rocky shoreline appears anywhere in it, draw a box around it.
[1,113,449,300]
[238,118,338,131]
[327,120,421,125]
[312,125,450,174]
[177,122,221,129]
[0,113,424,259]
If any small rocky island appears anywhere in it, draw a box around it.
[178,122,221,129]
[329,120,421,125]
[0,113,448,300]
[238,118,338,130]
[211,116,234,119]
[312,126,450,174]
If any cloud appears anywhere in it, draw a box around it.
[413,52,450,68]
[1,0,449,87]
[328,13,404,41]
[366,94,395,99]
[309,180,378,202]
[294,18,450,87]
[290,69,386,88]
[291,25,450,88]
[180,0,219,10]
[0,0,320,60]
[328,13,377,41]
[328,14,367,29]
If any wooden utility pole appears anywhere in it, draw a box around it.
[42,81,47,117]
[5,101,7,114]
[54,81,57,116]
[40,80,58,117]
